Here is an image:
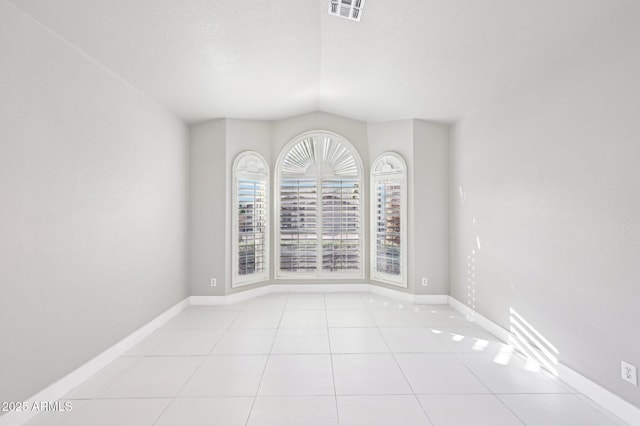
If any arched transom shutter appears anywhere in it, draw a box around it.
[278,132,363,277]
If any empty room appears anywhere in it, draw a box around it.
[1,0,639,425]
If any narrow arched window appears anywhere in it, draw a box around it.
[232,151,269,287]
[276,131,364,278]
[371,152,407,287]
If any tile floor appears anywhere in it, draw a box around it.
[25,292,627,426]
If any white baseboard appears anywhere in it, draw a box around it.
[189,295,227,305]
[0,297,190,426]
[368,285,415,303]
[271,283,371,293]
[1,287,448,426]
[447,296,510,342]
[226,286,272,303]
[413,294,449,305]
[16,289,637,425]
[557,363,640,425]
[447,296,640,426]
[190,286,272,305]
[190,283,446,307]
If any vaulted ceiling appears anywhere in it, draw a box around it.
[10,0,633,123]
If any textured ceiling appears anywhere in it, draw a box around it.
[9,0,634,123]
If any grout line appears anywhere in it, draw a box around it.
[492,394,539,426]
[65,396,178,401]
[150,355,208,425]
[67,391,587,399]
[68,356,145,399]
[243,293,288,426]
[147,399,174,426]
[450,351,529,425]
[153,310,241,425]
[451,351,493,393]
[324,293,341,426]
[376,319,435,425]
[36,293,622,425]
[205,311,244,356]
[237,392,413,397]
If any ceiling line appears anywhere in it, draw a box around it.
[4,0,181,122]
[458,0,638,123]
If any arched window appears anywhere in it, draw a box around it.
[276,131,364,278]
[371,152,407,287]
[232,151,269,287]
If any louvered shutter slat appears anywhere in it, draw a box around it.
[375,180,402,276]
[280,178,318,272]
[279,134,362,276]
[238,179,267,276]
[321,178,360,272]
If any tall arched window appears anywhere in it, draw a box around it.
[371,152,407,287]
[276,131,364,278]
[232,151,269,287]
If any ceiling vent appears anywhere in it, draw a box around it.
[329,0,365,22]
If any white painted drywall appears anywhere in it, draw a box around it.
[367,120,414,292]
[367,120,450,294]
[189,118,274,296]
[225,119,272,294]
[188,114,449,296]
[188,119,227,296]
[413,120,449,295]
[189,113,377,292]
[0,1,188,405]
[450,5,640,407]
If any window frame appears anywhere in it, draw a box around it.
[232,151,270,287]
[370,152,407,287]
[275,130,365,280]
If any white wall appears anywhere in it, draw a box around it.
[0,1,188,405]
[413,120,449,295]
[225,119,272,294]
[367,120,414,292]
[450,5,640,407]
[189,118,275,296]
[188,113,450,296]
[188,119,227,296]
[367,120,450,294]
[188,113,371,296]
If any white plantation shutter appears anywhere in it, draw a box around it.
[322,178,360,271]
[280,178,318,272]
[277,132,363,278]
[371,153,407,287]
[238,179,267,276]
[375,180,401,275]
[233,152,269,287]
[329,0,366,21]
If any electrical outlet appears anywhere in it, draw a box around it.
[210,278,217,287]
[422,277,428,287]
[621,360,637,386]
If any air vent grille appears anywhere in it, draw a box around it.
[329,0,365,22]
